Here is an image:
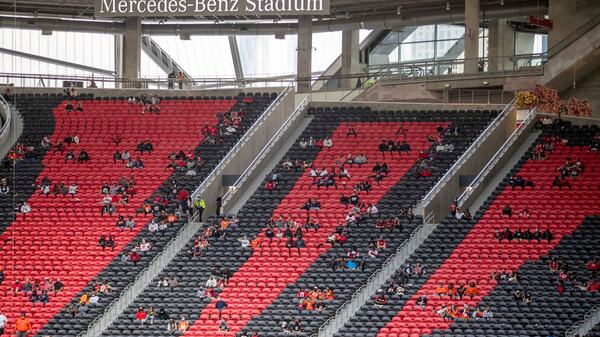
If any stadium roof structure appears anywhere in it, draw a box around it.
[0,0,545,28]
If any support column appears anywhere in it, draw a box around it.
[114,37,123,87]
[296,16,312,93]
[488,19,515,72]
[464,0,480,74]
[341,30,360,89]
[122,17,142,86]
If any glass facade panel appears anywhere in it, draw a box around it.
[0,28,115,87]
[147,35,235,78]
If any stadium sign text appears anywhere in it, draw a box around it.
[95,0,330,16]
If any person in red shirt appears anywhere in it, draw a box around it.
[135,307,147,324]
[376,236,386,250]
[129,251,140,265]
[265,180,276,193]
[12,279,23,296]
[176,188,189,202]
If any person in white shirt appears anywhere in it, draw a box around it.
[157,277,168,290]
[282,159,293,170]
[299,138,308,148]
[40,184,50,196]
[309,169,318,179]
[0,310,7,335]
[68,182,78,198]
[101,194,112,205]
[444,143,455,152]
[41,136,52,149]
[339,167,350,180]
[238,236,250,248]
[354,154,367,166]
[323,137,333,150]
[206,276,217,288]
[345,213,356,224]
[435,144,445,152]
[20,202,31,214]
[89,294,100,304]
[225,125,236,134]
[72,134,80,146]
[148,221,159,235]
[482,306,494,320]
[455,208,464,221]
[319,168,328,177]
[158,221,168,232]
[139,240,151,252]
[542,117,552,126]
[368,204,379,217]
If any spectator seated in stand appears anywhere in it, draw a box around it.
[551,175,572,190]
[501,204,513,218]
[508,175,535,190]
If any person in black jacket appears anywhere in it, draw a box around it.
[215,196,222,217]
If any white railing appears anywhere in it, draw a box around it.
[190,83,294,202]
[312,211,438,337]
[78,221,202,337]
[565,305,600,337]
[457,108,537,208]
[221,96,310,207]
[376,53,546,83]
[419,100,514,208]
[0,95,12,148]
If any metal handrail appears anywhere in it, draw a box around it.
[0,94,11,140]
[419,99,514,208]
[565,305,600,337]
[338,67,386,101]
[221,96,309,207]
[548,13,600,58]
[190,83,293,201]
[374,53,546,83]
[457,107,537,207]
[0,52,548,89]
[313,211,437,337]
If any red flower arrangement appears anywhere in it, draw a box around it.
[566,97,592,117]
[530,84,593,117]
[533,84,560,114]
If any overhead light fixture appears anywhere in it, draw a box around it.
[446,1,450,10]
[444,83,451,88]
[273,18,279,23]
[397,6,401,15]
[500,0,504,5]
[158,19,164,24]
[214,19,220,24]
[482,81,489,86]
